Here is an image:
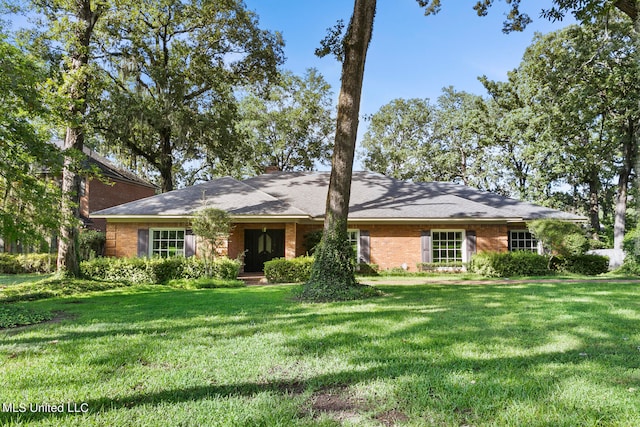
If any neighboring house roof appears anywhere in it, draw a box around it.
[83,147,157,189]
[92,171,584,223]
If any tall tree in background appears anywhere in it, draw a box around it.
[13,0,107,276]
[522,18,638,245]
[93,0,284,192]
[0,31,63,251]
[431,87,492,187]
[359,98,436,181]
[237,68,334,176]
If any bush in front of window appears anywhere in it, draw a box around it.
[551,254,610,276]
[80,256,241,284]
[264,256,314,283]
[470,251,549,278]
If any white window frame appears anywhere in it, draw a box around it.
[431,230,466,263]
[509,230,541,254]
[150,228,186,258]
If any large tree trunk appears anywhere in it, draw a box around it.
[57,1,100,276]
[159,128,174,193]
[302,0,376,300]
[614,117,637,250]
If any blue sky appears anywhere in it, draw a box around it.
[244,0,574,118]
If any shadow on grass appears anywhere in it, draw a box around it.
[2,281,639,424]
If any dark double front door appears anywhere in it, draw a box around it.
[244,229,285,272]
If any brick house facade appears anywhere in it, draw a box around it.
[95,172,583,272]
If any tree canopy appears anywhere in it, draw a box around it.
[0,32,62,251]
[92,0,285,192]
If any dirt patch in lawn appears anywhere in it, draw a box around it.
[307,386,368,424]
[375,409,410,426]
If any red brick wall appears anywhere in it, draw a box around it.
[362,224,508,271]
[105,221,190,258]
[86,179,156,232]
[106,220,511,272]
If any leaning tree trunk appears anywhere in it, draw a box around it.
[57,1,100,277]
[302,0,376,301]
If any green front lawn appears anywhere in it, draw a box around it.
[1,280,639,426]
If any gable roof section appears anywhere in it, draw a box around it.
[83,148,157,189]
[92,171,585,222]
[91,176,308,218]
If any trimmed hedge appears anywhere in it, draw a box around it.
[264,256,314,283]
[80,256,240,284]
[554,254,610,276]
[0,253,57,274]
[470,251,549,278]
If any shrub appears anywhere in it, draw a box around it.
[528,219,589,256]
[210,257,242,280]
[555,254,610,275]
[78,230,105,261]
[80,256,240,284]
[18,254,57,273]
[357,263,379,276]
[470,251,549,278]
[0,305,53,328]
[166,278,244,289]
[264,256,314,283]
[0,254,24,274]
[0,253,56,274]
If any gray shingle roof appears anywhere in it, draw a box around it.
[92,171,584,222]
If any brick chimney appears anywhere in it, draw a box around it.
[265,165,280,174]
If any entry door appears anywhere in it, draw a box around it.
[244,229,285,272]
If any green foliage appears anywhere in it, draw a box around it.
[92,0,285,189]
[554,254,609,276]
[166,278,244,289]
[303,229,323,255]
[78,230,106,261]
[191,208,233,277]
[0,277,130,303]
[0,304,52,328]
[528,220,589,257]
[0,32,63,248]
[357,263,379,276]
[238,68,334,174]
[0,253,56,274]
[264,256,314,283]
[80,256,240,284]
[470,251,550,278]
[359,98,437,181]
[209,257,242,280]
[301,223,378,301]
[623,225,640,263]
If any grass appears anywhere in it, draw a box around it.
[0,278,639,426]
[0,274,54,287]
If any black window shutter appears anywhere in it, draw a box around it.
[421,230,432,263]
[359,230,370,264]
[467,230,477,261]
[185,229,196,257]
[137,229,149,257]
